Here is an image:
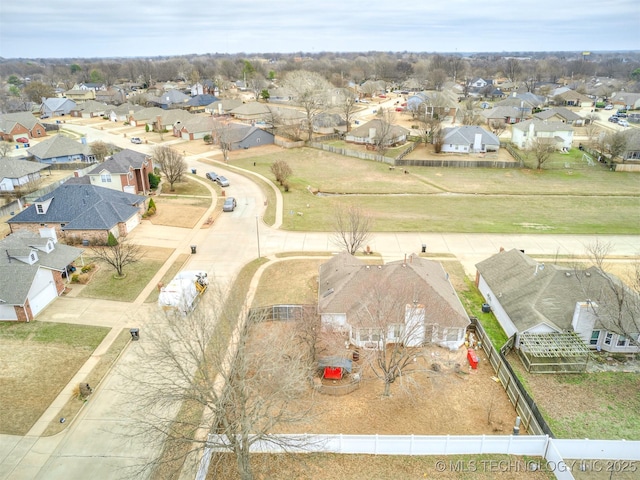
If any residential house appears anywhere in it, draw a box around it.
[313,113,346,134]
[267,87,294,104]
[550,88,593,107]
[317,253,470,350]
[128,107,166,127]
[8,184,149,245]
[76,82,107,91]
[107,103,143,122]
[95,88,126,105]
[82,149,153,194]
[229,102,273,123]
[475,248,640,354]
[482,106,531,125]
[40,98,77,117]
[0,112,48,141]
[148,89,190,109]
[534,107,587,126]
[440,126,500,154]
[70,100,108,118]
[27,135,96,164]
[185,94,219,113]
[468,78,490,89]
[0,229,82,322]
[0,158,49,192]
[406,92,457,119]
[152,109,193,132]
[205,98,243,116]
[620,129,640,162]
[511,119,574,151]
[495,92,546,113]
[213,123,275,150]
[175,116,217,141]
[63,89,96,104]
[345,119,409,147]
[610,92,640,110]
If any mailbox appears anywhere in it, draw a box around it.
[467,348,479,369]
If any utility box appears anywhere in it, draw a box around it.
[482,303,491,313]
[130,328,140,341]
[467,348,479,369]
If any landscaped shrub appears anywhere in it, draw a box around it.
[106,232,118,246]
[144,197,157,218]
[81,264,94,274]
[71,274,80,283]
[148,172,160,189]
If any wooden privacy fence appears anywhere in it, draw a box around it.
[469,318,554,437]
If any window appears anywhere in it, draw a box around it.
[590,330,601,346]
[100,174,111,183]
[37,129,42,135]
[36,204,44,214]
[604,332,613,345]
[617,335,627,347]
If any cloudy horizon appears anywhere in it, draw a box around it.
[1,0,638,59]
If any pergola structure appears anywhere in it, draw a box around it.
[518,332,590,373]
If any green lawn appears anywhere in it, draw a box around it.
[231,147,640,233]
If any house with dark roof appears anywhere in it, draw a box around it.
[0,229,82,321]
[185,95,219,113]
[8,184,148,245]
[80,149,153,194]
[441,126,500,154]
[0,158,49,192]
[213,123,275,150]
[475,249,639,354]
[0,112,48,141]
[148,89,190,109]
[27,135,96,164]
[345,119,409,147]
[318,253,470,350]
[511,119,574,151]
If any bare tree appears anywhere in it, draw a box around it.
[352,278,429,396]
[503,58,522,83]
[211,119,234,162]
[90,141,112,162]
[576,241,640,350]
[154,145,186,191]
[90,235,143,278]
[270,160,293,188]
[528,137,556,170]
[123,287,316,480]
[0,141,12,159]
[24,81,55,103]
[331,204,373,255]
[461,99,483,125]
[334,88,357,132]
[601,130,628,162]
[489,120,507,138]
[283,70,331,141]
[369,109,397,154]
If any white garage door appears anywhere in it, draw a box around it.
[29,282,58,316]
[125,214,140,233]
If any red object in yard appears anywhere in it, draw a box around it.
[467,348,479,369]
[323,367,343,380]
[16,137,29,143]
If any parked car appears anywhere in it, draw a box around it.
[395,107,404,112]
[40,114,50,119]
[222,197,236,212]
[617,119,629,127]
[215,175,229,187]
[604,104,613,110]
[16,137,29,143]
[206,172,218,181]
[608,116,619,123]
[130,137,142,144]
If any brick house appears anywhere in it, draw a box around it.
[0,229,82,321]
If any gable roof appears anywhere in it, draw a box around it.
[318,253,469,329]
[348,119,409,139]
[187,94,219,107]
[0,112,41,133]
[27,135,92,160]
[442,126,500,146]
[534,107,582,122]
[8,184,144,231]
[230,102,272,116]
[0,231,82,305]
[475,249,639,333]
[0,158,49,180]
[512,118,573,133]
[41,98,76,111]
[72,100,108,113]
[86,149,149,174]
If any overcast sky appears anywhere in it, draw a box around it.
[1,0,638,59]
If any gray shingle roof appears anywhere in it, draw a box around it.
[0,158,49,180]
[0,112,41,133]
[27,135,91,160]
[442,126,500,147]
[512,119,573,133]
[475,249,639,333]
[0,231,82,305]
[86,149,148,174]
[8,184,144,230]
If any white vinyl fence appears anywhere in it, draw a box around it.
[198,434,640,480]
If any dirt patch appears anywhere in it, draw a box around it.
[252,322,519,437]
[148,196,208,228]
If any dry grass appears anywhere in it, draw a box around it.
[0,322,110,435]
[148,196,209,228]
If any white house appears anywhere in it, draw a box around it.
[511,119,574,151]
[441,126,500,154]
